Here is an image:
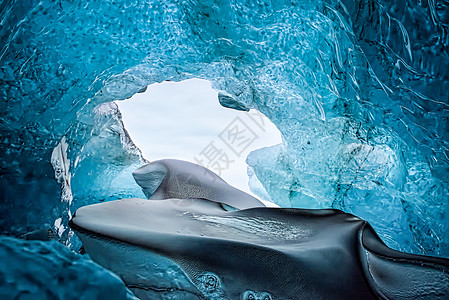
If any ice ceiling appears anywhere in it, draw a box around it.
[0,0,448,256]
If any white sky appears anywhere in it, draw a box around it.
[116,78,282,195]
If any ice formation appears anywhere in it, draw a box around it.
[70,194,449,299]
[0,0,448,267]
[0,236,136,299]
[132,159,265,209]
[70,160,449,298]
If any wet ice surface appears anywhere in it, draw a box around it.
[192,214,312,242]
[70,197,449,299]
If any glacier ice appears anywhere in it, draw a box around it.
[0,236,136,299]
[0,0,448,263]
[132,159,266,209]
[69,193,449,299]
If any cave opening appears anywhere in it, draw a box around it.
[115,78,282,201]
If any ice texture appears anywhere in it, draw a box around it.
[0,0,448,257]
[70,197,449,299]
[0,236,136,299]
[132,159,265,209]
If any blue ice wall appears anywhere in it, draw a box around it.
[0,0,448,256]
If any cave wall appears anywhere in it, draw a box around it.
[1,0,448,256]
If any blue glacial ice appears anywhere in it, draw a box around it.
[0,236,136,299]
[0,0,448,268]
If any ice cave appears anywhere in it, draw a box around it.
[1,0,449,299]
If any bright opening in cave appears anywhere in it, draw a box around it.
[116,78,282,196]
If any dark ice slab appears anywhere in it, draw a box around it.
[70,197,449,299]
[132,159,265,210]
